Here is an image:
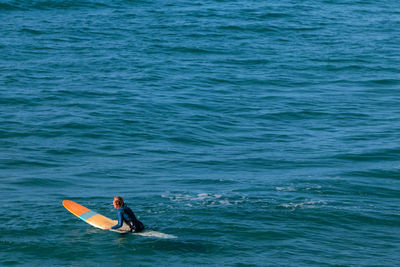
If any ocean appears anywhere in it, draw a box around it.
[1,0,399,266]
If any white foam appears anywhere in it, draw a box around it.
[161,192,246,207]
[276,186,296,192]
[279,200,326,210]
[305,185,322,190]
[218,200,231,205]
[162,193,223,202]
[134,230,177,239]
[111,229,177,239]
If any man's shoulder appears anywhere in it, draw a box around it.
[123,206,135,213]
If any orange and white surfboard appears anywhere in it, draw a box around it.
[62,200,116,230]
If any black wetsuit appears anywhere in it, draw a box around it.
[111,205,144,232]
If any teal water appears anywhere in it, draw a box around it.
[1,0,400,266]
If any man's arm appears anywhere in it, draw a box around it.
[111,210,123,229]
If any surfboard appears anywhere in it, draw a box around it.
[62,200,177,238]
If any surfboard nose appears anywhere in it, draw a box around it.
[63,200,91,217]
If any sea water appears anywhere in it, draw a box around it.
[1,0,400,266]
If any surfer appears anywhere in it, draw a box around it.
[106,196,144,233]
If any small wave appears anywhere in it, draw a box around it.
[178,178,236,185]
[0,2,23,10]
[135,230,177,239]
[258,110,330,121]
[218,24,278,33]
[278,200,327,210]
[10,177,71,187]
[367,79,399,86]
[45,148,88,156]
[0,0,110,11]
[305,185,322,191]
[163,193,222,202]
[20,28,45,35]
[167,46,221,54]
[276,186,296,192]
[1,159,60,168]
[161,192,245,207]
[276,184,323,193]
[333,147,400,162]
[258,12,292,19]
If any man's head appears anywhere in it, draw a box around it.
[113,196,124,209]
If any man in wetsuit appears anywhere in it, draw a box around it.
[108,196,144,233]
